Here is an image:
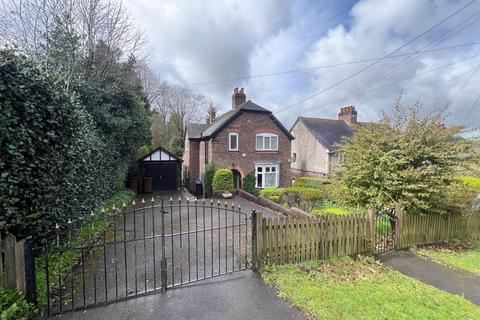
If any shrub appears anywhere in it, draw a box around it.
[212,169,234,192]
[286,187,325,202]
[292,177,328,189]
[460,176,480,192]
[203,163,215,198]
[311,207,351,216]
[260,188,286,203]
[0,288,36,320]
[242,173,259,196]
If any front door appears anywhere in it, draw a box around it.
[232,170,241,189]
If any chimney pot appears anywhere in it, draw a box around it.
[232,87,246,110]
[338,105,357,125]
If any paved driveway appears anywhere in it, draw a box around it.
[50,271,304,320]
[46,190,300,319]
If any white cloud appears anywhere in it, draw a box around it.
[126,0,480,130]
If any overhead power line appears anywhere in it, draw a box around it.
[187,42,480,86]
[269,0,478,117]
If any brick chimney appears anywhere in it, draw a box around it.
[207,105,217,124]
[338,106,357,125]
[232,87,246,109]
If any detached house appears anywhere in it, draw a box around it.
[183,88,294,192]
[290,106,367,177]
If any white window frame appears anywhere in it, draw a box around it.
[229,133,239,151]
[255,164,279,188]
[255,133,279,151]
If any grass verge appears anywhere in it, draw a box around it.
[262,257,480,320]
[415,239,480,275]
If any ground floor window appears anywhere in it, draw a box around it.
[255,164,279,188]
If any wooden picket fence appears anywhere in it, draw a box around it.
[400,211,480,248]
[0,233,26,292]
[256,214,369,265]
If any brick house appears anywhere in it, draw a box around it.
[290,106,367,177]
[183,88,294,192]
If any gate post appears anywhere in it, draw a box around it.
[24,236,37,304]
[251,210,263,271]
[160,200,167,291]
[394,204,404,250]
[366,208,375,255]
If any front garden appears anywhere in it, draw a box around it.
[262,257,480,320]
[258,177,355,216]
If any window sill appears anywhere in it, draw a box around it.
[255,150,279,153]
[228,150,239,152]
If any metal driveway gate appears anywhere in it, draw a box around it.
[35,198,250,316]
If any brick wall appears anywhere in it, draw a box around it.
[210,111,292,187]
[184,139,200,191]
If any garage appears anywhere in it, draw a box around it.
[138,146,182,192]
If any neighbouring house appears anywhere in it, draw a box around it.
[183,88,294,193]
[290,106,367,177]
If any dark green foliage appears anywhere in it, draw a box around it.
[203,162,215,198]
[242,173,259,196]
[0,50,150,240]
[0,288,36,320]
[212,169,234,192]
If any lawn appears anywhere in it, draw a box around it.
[262,257,480,320]
[415,240,480,275]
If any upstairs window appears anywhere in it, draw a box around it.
[229,133,239,151]
[256,133,278,151]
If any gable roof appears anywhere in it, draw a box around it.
[187,100,293,140]
[186,122,209,139]
[137,145,182,162]
[292,117,358,151]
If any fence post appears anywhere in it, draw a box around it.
[366,208,375,255]
[394,204,404,250]
[23,237,37,304]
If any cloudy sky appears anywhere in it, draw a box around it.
[125,0,480,132]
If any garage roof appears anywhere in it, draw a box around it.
[138,146,182,162]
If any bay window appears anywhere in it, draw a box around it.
[256,133,278,151]
[255,164,279,188]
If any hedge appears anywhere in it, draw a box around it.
[212,168,234,192]
[203,163,215,197]
[292,177,328,189]
[0,50,150,241]
[311,207,351,216]
[242,173,259,196]
[260,188,285,203]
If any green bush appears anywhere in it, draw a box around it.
[242,173,259,196]
[0,288,36,320]
[460,176,480,192]
[311,207,351,216]
[212,168,234,192]
[292,177,328,189]
[203,163,215,198]
[286,187,325,202]
[260,188,286,203]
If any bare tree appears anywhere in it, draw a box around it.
[0,0,144,63]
